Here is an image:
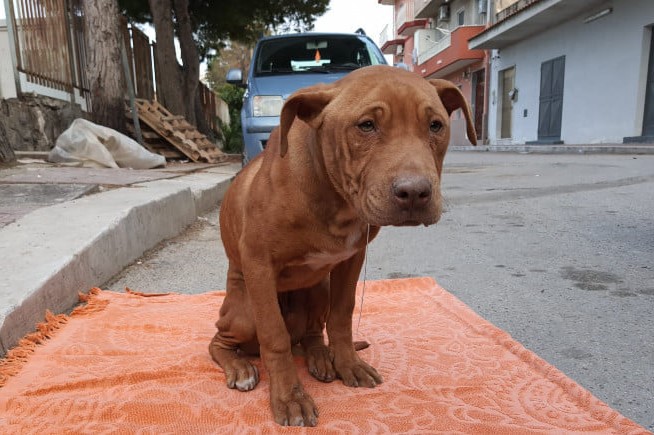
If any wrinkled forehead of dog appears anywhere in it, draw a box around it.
[329,65,447,114]
[279,65,476,156]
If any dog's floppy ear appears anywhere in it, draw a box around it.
[279,84,335,157]
[429,79,478,146]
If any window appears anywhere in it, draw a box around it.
[457,9,465,26]
[255,35,385,76]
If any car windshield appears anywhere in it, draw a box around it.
[254,35,385,76]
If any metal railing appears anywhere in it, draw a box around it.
[9,0,88,102]
[492,0,541,25]
[7,1,220,134]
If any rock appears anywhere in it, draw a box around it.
[0,94,86,152]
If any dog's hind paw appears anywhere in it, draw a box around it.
[224,358,259,391]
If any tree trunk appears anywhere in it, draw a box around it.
[83,0,126,133]
[0,122,16,164]
[149,0,208,132]
[148,0,185,118]
[172,0,198,127]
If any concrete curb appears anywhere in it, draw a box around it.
[450,144,654,154]
[0,169,234,356]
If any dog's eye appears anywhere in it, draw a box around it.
[430,120,443,133]
[358,120,375,132]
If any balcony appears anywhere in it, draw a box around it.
[379,23,391,47]
[415,25,485,78]
[392,1,427,37]
[398,18,428,36]
[381,38,406,56]
[414,0,446,20]
[396,0,428,36]
[469,0,607,49]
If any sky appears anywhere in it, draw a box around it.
[0,0,394,72]
[0,1,394,42]
[312,0,393,47]
[0,1,393,45]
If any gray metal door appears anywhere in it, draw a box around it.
[472,69,485,140]
[538,56,565,141]
[500,67,515,139]
[642,31,654,136]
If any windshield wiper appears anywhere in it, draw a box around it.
[303,66,331,73]
[303,64,361,73]
[324,64,361,71]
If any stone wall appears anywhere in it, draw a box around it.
[0,94,86,152]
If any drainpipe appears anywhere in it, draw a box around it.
[482,0,493,145]
[481,51,489,145]
[3,0,22,96]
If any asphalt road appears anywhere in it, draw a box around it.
[106,151,654,430]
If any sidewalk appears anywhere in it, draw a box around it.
[0,157,240,356]
[1,141,653,357]
[450,142,654,154]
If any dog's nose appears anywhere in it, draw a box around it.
[392,176,432,210]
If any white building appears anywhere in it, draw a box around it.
[469,0,654,145]
[378,0,489,145]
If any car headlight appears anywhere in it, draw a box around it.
[253,95,284,117]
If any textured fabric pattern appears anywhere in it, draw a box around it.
[0,278,648,434]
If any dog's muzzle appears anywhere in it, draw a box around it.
[392,175,432,211]
[360,174,442,227]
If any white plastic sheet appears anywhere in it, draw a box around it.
[48,119,166,169]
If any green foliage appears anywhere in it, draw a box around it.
[218,84,245,153]
[204,41,251,90]
[118,0,329,152]
[119,0,330,60]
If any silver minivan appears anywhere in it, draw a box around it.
[227,32,387,165]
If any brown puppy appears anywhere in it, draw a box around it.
[209,65,476,426]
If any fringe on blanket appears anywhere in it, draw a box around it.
[0,287,106,387]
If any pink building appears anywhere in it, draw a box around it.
[378,0,489,144]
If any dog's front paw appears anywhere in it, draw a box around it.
[306,344,336,382]
[223,358,259,391]
[270,383,318,427]
[334,354,383,388]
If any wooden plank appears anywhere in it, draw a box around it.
[127,99,226,163]
[126,120,185,160]
[140,131,160,140]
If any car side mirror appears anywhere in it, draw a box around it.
[226,68,244,87]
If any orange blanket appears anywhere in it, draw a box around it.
[0,278,648,434]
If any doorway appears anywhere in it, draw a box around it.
[499,66,515,139]
[642,29,654,136]
[472,69,485,141]
[624,26,654,143]
[537,56,565,142]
